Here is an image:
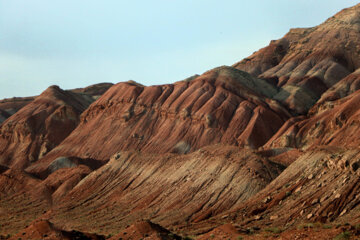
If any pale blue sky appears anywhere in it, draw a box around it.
[0,0,359,98]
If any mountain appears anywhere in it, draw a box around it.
[265,89,360,150]
[44,146,283,231]
[3,3,360,240]
[0,96,34,123]
[234,3,360,114]
[26,66,289,178]
[0,83,113,124]
[0,83,112,169]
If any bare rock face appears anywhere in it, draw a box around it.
[318,69,360,103]
[203,147,360,232]
[0,83,113,124]
[0,96,34,123]
[26,67,289,176]
[0,145,284,236]
[0,85,109,169]
[70,82,114,98]
[233,3,360,114]
[0,109,9,124]
[266,89,360,150]
[4,4,360,239]
[43,146,283,233]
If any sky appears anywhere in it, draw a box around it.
[0,0,359,98]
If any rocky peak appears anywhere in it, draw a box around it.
[324,3,360,27]
[0,84,112,169]
[233,4,360,114]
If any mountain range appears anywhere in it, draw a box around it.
[2,3,360,240]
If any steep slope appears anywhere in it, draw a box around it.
[70,82,114,98]
[0,145,284,236]
[43,145,283,235]
[0,83,113,124]
[0,84,110,169]
[228,147,360,229]
[0,96,34,123]
[27,66,290,176]
[318,68,360,103]
[0,109,10,123]
[0,158,105,236]
[4,4,360,240]
[176,146,360,240]
[266,89,360,150]
[0,168,51,235]
[233,3,360,114]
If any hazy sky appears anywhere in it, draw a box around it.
[0,0,359,98]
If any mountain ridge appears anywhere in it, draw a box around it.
[3,4,360,240]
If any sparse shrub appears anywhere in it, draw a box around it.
[183,237,193,240]
[245,227,255,235]
[205,114,213,127]
[237,236,243,240]
[298,223,318,229]
[210,234,215,238]
[322,224,332,229]
[285,191,291,197]
[307,223,315,228]
[264,227,283,234]
[172,141,191,154]
[333,231,351,240]
[314,222,323,228]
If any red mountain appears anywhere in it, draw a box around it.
[234,3,360,114]
[27,66,289,177]
[3,4,360,240]
[0,83,112,169]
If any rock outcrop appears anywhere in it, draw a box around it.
[0,84,112,169]
[318,69,360,103]
[266,89,360,150]
[0,96,34,123]
[0,83,113,124]
[234,3,360,114]
[26,66,289,177]
[208,147,360,233]
[42,146,284,234]
[3,3,360,240]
